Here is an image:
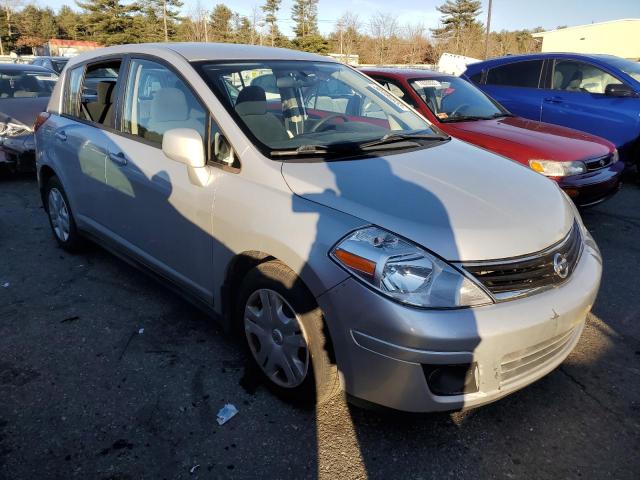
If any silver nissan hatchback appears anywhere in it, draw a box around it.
[35,43,602,412]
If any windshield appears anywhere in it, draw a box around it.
[52,59,69,74]
[195,60,441,156]
[409,76,507,122]
[605,57,640,83]
[0,69,58,98]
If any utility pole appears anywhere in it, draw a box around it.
[484,0,493,59]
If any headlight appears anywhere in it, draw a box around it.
[330,227,492,308]
[611,149,619,164]
[560,187,599,255]
[529,159,586,177]
[0,122,32,137]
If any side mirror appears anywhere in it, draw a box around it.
[604,83,637,98]
[214,132,236,166]
[162,128,206,168]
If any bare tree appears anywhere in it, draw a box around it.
[402,23,428,64]
[250,5,265,45]
[335,12,360,59]
[185,1,209,42]
[369,12,398,65]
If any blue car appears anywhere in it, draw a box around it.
[463,53,640,168]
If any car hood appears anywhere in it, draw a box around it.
[0,97,50,127]
[281,139,574,262]
[444,116,612,163]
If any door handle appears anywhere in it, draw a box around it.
[54,131,67,141]
[543,96,563,103]
[108,151,128,166]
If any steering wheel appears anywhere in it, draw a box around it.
[310,113,350,132]
[449,103,471,117]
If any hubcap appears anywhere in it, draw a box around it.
[244,289,309,388]
[48,188,70,242]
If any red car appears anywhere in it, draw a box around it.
[361,68,623,206]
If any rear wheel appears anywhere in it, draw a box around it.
[44,176,83,252]
[237,260,341,405]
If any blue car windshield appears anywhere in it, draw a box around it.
[605,57,640,83]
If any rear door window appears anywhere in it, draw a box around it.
[71,60,122,127]
[486,60,543,88]
[63,66,84,117]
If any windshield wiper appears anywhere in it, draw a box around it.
[358,132,447,149]
[441,115,487,123]
[444,112,514,123]
[489,112,514,118]
[271,133,446,157]
[271,144,332,157]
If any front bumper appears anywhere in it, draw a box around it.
[558,161,624,207]
[317,239,602,413]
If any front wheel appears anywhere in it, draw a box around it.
[237,260,341,405]
[44,176,83,252]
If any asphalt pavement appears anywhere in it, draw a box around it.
[1,173,639,479]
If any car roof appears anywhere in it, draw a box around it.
[35,56,69,60]
[464,52,627,73]
[360,67,450,80]
[68,42,336,65]
[0,63,57,73]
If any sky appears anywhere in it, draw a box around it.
[44,0,640,38]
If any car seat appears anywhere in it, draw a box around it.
[85,81,116,124]
[145,87,204,142]
[235,85,289,144]
[564,71,583,91]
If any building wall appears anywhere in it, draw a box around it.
[534,19,640,60]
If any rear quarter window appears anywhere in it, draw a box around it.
[486,60,543,88]
[468,71,483,84]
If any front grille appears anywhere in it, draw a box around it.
[462,222,582,298]
[584,154,613,172]
[499,327,577,385]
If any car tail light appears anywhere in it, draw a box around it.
[33,112,50,133]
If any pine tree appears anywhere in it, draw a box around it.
[141,0,183,42]
[431,0,483,52]
[231,14,254,44]
[15,5,58,53]
[75,0,142,46]
[57,6,85,40]
[210,4,233,43]
[261,0,281,47]
[291,0,318,39]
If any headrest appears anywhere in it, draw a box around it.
[151,87,188,122]
[235,100,267,116]
[553,70,564,88]
[566,71,582,89]
[276,76,296,88]
[237,85,266,104]
[96,81,116,105]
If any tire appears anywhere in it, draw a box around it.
[236,260,341,405]
[44,176,83,252]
